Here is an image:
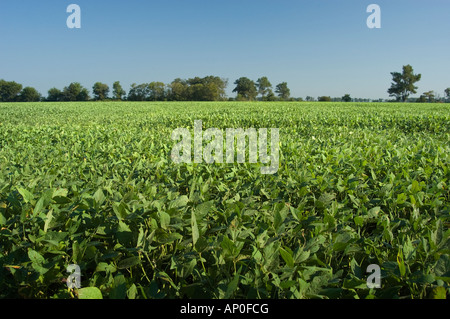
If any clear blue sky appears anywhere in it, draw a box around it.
[1,0,449,99]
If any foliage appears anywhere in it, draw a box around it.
[256,77,273,100]
[112,81,126,101]
[18,87,41,102]
[0,101,448,299]
[342,94,352,102]
[46,88,63,102]
[0,80,23,102]
[388,65,422,102]
[62,82,90,102]
[92,82,110,101]
[275,82,290,100]
[233,77,257,101]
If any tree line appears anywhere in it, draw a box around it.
[0,76,296,103]
[1,66,449,103]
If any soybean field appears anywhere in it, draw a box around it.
[0,102,449,299]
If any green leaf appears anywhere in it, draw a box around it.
[350,258,362,279]
[396,193,407,205]
[397,249,406,277]
[410,180,421,193]
[295,248,310,264]
[17,187,34,204]
[118,256,141,269]
[78,287,103,299]
[429,286,447,299]
[434,254,450,277]
[159,211,171,230]
[109,274,127,299]
[33,197,45,217]
[367,206,381,218]
[93,188,105,206]
[157,232,182,244]
[170,195,189,208]
[118,220,131,233]
[113,202,129,221]
[195,201,214,218]
[354,216,364,226]
[72,241,83,264]
[191,209,199,247]
[224,272,240,298]
[28,249,45,264]
[95,262,117,274]
[279,247,294,268]
[221,235,237,258]
[52,188,68,198]
[43,209,53,233]
[127,284,138,299]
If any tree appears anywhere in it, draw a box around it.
[184,76,228,101]
[18,87,41,102]
[416,95,427,103]
[92,82,110,100]
[0,79,23,102]
[47,88,63,101]
[256,77,272,100]
[77,87,90,101]
[275,82,290,100]
[168,78,188,101]
[112,81,126,100]
[318,96,332,102]
[265,91,277,101]
[342,94,352,102]
[388,65,421,102]
[422,91,435,103]
[127,83,149,101]
[62,82,90,101]
[201,76,228,100]
[233,77,257,101]
[445,88,450,102]
[305,96,315,102]
[148,82,166,101]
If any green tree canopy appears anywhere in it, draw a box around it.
[0,79,23,102]
[318,96,332,102]
[388,65,421,102]
[148,82,166,101]
[18,87,41,102]
[342,94,352,102]
[444,88,450,102]
[62,82,90,101]
[168,79,188,101]
[422,91,435,103]
[47,88,63,101]
[127,83,149,101]
[233,77,257,101]
[112,81,126,100]
[172,76,227,101]
[275,82,290,100]
[92,82,110,100]
[256,77,272,100]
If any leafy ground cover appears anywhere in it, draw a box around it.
[0,102,449,299]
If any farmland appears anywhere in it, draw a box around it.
[0,101,449,299]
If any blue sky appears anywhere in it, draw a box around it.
[0,0,449,99]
